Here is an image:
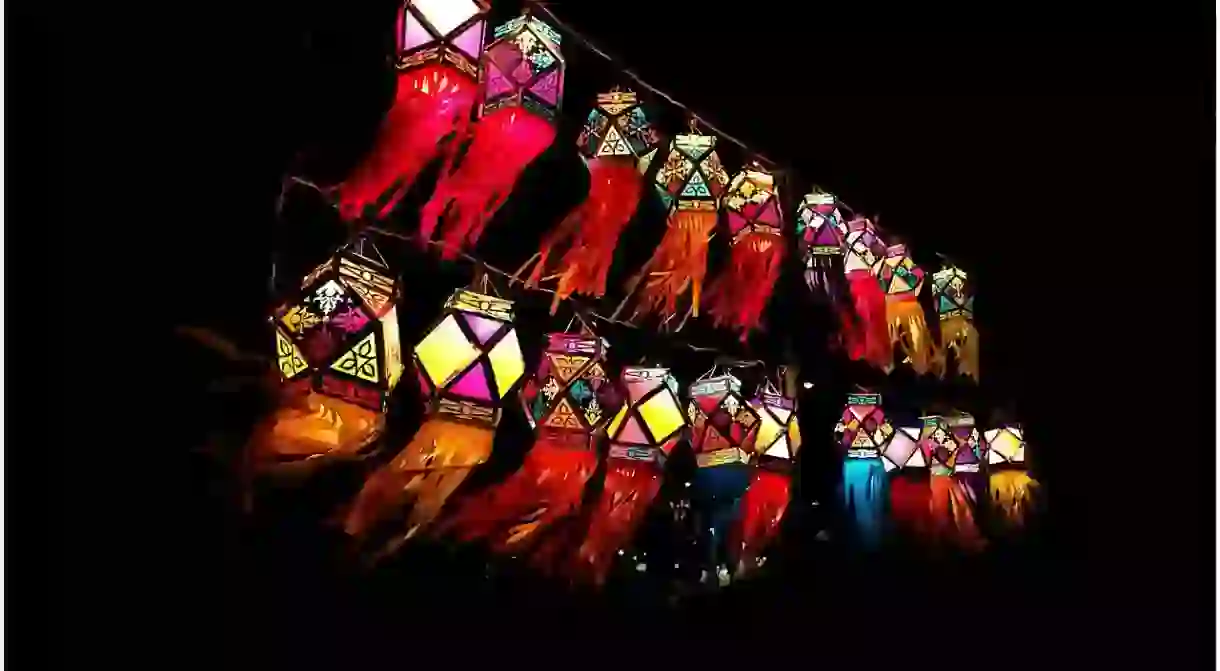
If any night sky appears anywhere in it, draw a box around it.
[37,1,1212,667]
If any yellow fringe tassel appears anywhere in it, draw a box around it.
[886,296,938,375]
[989,470,1038,528]
[939,314,980,381]
[344,417,494,539]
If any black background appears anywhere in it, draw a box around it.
[19,0,1214,667]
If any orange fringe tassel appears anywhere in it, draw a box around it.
[929,474,986,552]
[630,209,717,320]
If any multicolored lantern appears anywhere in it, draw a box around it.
[522,91,664,311]
[421,13,564,257]
[931,262,979,381]
[984,424,1038,529]
[920,414,985,551]
[338,0,488,220]
[687,371,760,467]
[627,125,730,322]
[797,187,848,297]
[255,238,403,464]
[344,289,525,541]
[842,219,891,369]
[573,366,685,585]
[705,162,787,337]
[731,376,802,575]
[835,392,892,548]
[875,243,937,375]
[437,331,617,557]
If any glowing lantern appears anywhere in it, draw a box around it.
[273,237,404,412]
[520,332,616,439]
[842,218,891,369]
[337,1,488,220]
[344,289,524,541]
[605,367,687,464]
[629,125,731,320]
[920,413,985,550]
[874,243,937,375]
[931,262,979,381]
[984,424,1038,529]
[836,392,891,548]
[420,13,565,257]
[796,186,848,296]
[687,371,760,468]
[706,163,787,336]
[836,393,894,459]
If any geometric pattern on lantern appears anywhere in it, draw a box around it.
[331,332,381,384]
[932,265,974,320]
[750,392,800,462]
[919,416,958,474]
[984,426,1025,465]
[655,132,729,211]
[482,15,565,119]
[723,164,783,241]
[875,245,925,297]
[578,90,662,165]
[843,220,885,274]
[687,374,759,455]
[606,367,686,458]
[276,328,309,380]
[415,314,481,389]
[836,395,893,458]
[796,188,846,255]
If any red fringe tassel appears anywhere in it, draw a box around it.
[434,439,597,554]
[526,160,643,312]
[729,469,791,574]
[569,460,663,586]
[846,270,892,369]
[337,64,477,222]
[420,108,555,259]
[929,474,986,552]
[889,474,934,541]
[705,232,786,337]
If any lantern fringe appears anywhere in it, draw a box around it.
[989,470,1038,529]
[805,255,847,302]
[337,64,477,222]
[938,314,980,381]
[929,474,986,552]
[523,160,643,313]
[343,418,493,540]
[846,271,892,369]
[888,473,934,542]
[569,459,663,586]
[694,465,754,578]
[630,209,717,320]
[250,392,384,463]
[886,295,939,375]
[433,438,598,554]
[842,458,888,549]
[420,108,555,259]
[730,469,791,576]
[705,232,786,337]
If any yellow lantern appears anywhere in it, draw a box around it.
[605,367,687,464]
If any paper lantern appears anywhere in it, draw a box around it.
[874,243,937,375]
[481,14,565,121]
[687,372,760,467]
[420,13,563,257]
[522,90,664,310]
[841,219,891,369]
[630,127,730,320]
[880,425,925,472]
[344,288,525,541]
[921,414,986,550]
[337,1,487,221]
[835,393,894,459]
[273,238,404,412]
[797,188,847,256]
[605,366,687,464]
[748,389,801,466]
[931,262,979,381]
[706,163,787,335]
[984,425,1026,467]
[919,415,957,476]
[519,332,617,442]
[398,0,488,77]
[414,289,525,419]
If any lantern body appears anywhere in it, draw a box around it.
[687,374,760,467]
[932,265,974,320]
[605,367,687,464]
[722,164,784,242]
[835,393,894,459]
[654,132,730,212]
[414,289,525,427]
[748,391,801,468]
[948,414,982,473]
[796,188,846,256]
[273,240,404,412]
[398,0,488,78]
[577,90,663,169]
[519,332,617,446]
[984,425,1026,467]
[843,219,886,274]
[874,244,925,297]
[481,15,565,122]
[880,426,924,472]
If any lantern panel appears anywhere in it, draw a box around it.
[381,307,405,391]
[399,0,488,77]
[654,133,729,211]
[985,426,1025,465]
[948,415,981,473]
[448,362,494,401]
[415,315,481,388]
[414,0,480,36]
[836,393,893,459]
[932,265,974,320]
[844,219,886,274]
[639,390,684,443]
[276,328,309,379]
[330,332,381,384]
[723,165,783,240]
[486,329,524,398]
[875,244,925,297]
[881,426,922,472]
[920,416,957,474]
[482,15,565,120]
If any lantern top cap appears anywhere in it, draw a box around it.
[445,288,515,322]
[886,243,909,256]
[493,13,562,46]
